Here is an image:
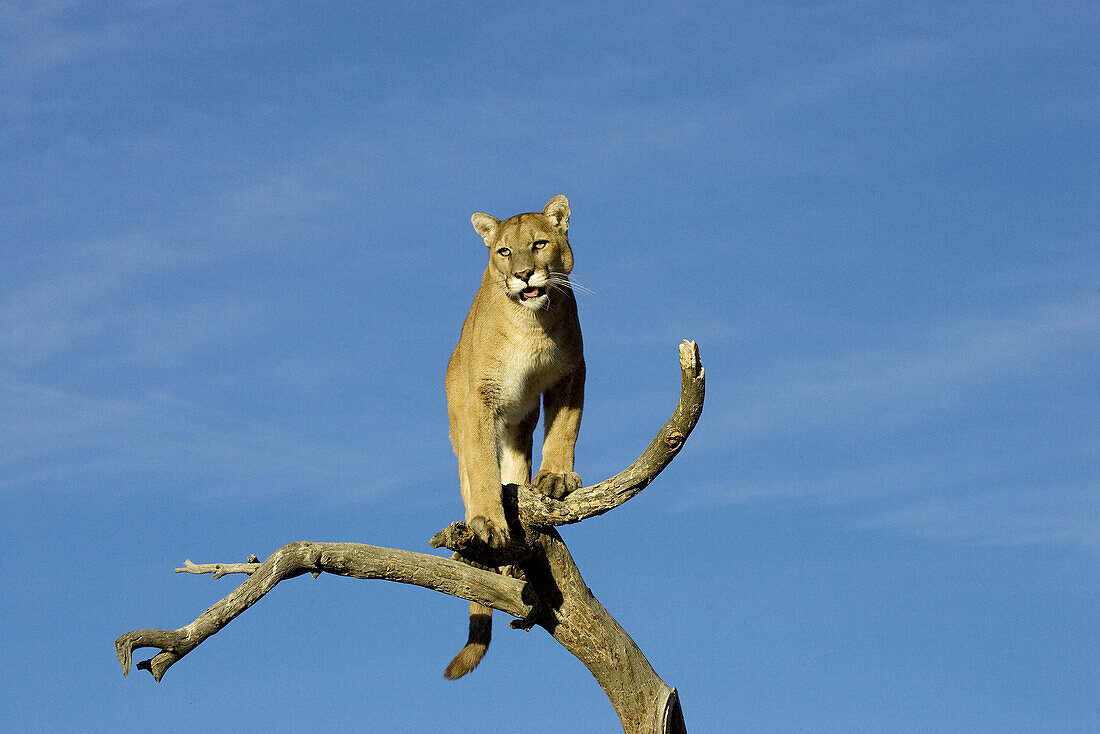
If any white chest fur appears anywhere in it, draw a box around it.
[494,319,571,420]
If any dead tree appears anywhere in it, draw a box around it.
[117,341,704,734]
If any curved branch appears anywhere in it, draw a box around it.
[117,341,703,732]
[516,340,704,525]
[117,541,530,681]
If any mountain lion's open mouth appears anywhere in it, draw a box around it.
[520,286,544,300]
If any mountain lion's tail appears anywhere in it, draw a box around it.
[444,602,492,679]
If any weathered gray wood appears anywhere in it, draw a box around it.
[529,528,686,733]
[117,341,704,733]
[117,542,530,681]
[514,339,704,526]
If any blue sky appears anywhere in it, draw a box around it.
[2,1,1097,731]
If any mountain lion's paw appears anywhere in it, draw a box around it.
[468,515,509,549]
[533,470,582,500]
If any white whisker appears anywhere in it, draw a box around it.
[565,280,597,296]
[546,272,597,297]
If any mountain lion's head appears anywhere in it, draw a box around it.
[471,195,573,311]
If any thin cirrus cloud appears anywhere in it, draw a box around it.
[677,275,1098,547]
[0,368,384,503]
[855,483,1099,546]
[0,0,134,74]
[728,288,1098,434]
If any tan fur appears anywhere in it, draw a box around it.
[443,195,585,679]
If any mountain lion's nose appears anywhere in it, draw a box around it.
[514,269,533,282]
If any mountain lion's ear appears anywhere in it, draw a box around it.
[471,212,500,244]
[542,195,570,233]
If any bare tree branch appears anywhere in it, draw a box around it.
[176,558,259,577]
[117,542,530,681]
[514,339,705,526]
[117,341,703,733]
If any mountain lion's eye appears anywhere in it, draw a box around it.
[533,240,548,250]
[497,247,511,257]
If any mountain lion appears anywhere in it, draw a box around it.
[443,194,585,679]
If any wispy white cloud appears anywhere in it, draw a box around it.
[725,291,1100,436]
[0,0,135,73]
[1,163,330,368]
[856,485,1100,547]
[0,369,403,504]
[677,453,1100,547]
[679,274,1099,546]
[811,299,1094,392]
[0,157,392,501]
[3,235,192,366]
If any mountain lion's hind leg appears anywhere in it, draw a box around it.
[500,406,538,488]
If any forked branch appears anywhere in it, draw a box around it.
[117,342,703,734]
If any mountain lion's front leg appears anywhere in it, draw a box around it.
[534,362,585,499]
[457,408,511,548]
